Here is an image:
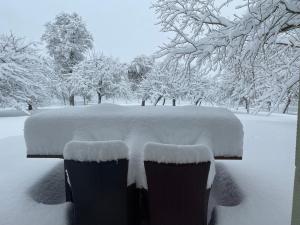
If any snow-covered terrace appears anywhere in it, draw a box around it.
[0,108,296,225]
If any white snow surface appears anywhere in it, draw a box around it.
[144,142,216,188]
[0,109,296,225]
[24,104,243,157]
[63,140,129,162]
[24,104,243,187]
[0,116,71,225]
[286,0,300,12]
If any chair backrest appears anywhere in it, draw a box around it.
[143,143,215,225]
[63,140,129,225]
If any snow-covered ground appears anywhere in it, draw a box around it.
[0,116,71,225]
[217,113,296,225]
[0,109,297,225]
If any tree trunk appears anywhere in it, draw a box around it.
[172,98,176,106]
[267,101,271,112]
[83,96,86,105]
[141,100,146,106]
[154,95,163,106]
[62,94,66,105]
[195,98,202,106]
[69,95,75,106]
[28,104,33,111]
[162,98,166,106]
[242,97,250,113]
[283,96,291,114]
[97,92,102,104]
[246,101,249,113]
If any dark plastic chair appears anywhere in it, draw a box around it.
[143,143,215,225]
[63,140,130,225]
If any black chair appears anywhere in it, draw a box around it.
[63,140,130,225]
[143,143,215,225]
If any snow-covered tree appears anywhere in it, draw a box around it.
[137,62,187,106]
[185,70,213,106]
[72,53,130,103]
[41,12,93,105]
[128,55,154,105]
[136,64,164,105]
[153,0,300,112]
[213,44,300,113]
[0,33,50,111]
[128,55,154,85]
[68,67,93,105]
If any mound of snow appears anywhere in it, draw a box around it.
[63,140,129,162]
[144,142,215,188]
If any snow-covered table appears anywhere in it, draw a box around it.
[25,104,243,186]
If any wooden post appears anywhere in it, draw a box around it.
[291,87,300,225]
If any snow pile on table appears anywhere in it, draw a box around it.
[144,142,215,188]
[25,104,243,157]
[24,104,243,187]
[63,140,129,162]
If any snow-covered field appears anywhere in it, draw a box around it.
[0,110,297,225]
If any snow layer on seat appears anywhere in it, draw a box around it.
[63,140,129,162]
[144,142,215,188]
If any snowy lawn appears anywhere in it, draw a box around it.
[0,111,297,225]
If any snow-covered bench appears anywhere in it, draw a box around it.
[143,143,215,225]
[25,103,243,187]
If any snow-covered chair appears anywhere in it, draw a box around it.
[63,140,130,225]
[143,143,215,225]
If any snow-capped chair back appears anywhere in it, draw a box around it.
[63,140,129,162]
[63,140,131,225]
[143,142,215,225]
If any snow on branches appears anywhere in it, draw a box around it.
[42,12,93,105]
[0,33,50,111]
[71,53,130,104]
[153,0,300,112]
[42,12,93,74]
[128,55,154,91]
[136,61,211,106]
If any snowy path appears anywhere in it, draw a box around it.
[0,113,297,225]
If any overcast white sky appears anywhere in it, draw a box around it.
[0,0,242,63]
[0,0,170,62]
